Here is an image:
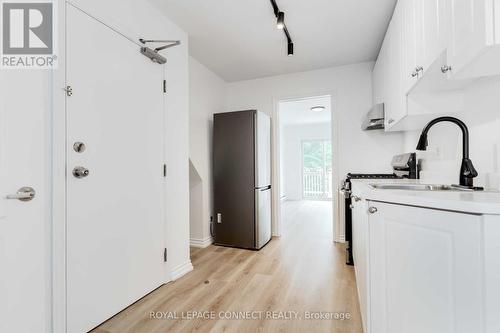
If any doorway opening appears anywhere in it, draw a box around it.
[276,95,336,240]
[302,139,333,200]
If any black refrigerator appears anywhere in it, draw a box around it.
[213,110,272,250]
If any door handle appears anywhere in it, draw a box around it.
[6,187,36,202]
[73,166,90,179]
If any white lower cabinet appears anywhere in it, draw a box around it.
[351,197,370,332]
[351,198,500,333]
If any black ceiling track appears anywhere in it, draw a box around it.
[269,0,294,56]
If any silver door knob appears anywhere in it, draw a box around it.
[73,166,90,178]
[368,207,378,214]
[6,187,36,201]
[73,142,86,153]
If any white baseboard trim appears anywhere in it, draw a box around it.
[170,261,193,281]
[335,235,346,243]
[190,236,213,248]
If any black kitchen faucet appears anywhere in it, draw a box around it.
[416,116,478,188]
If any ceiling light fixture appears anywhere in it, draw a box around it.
[277,12,285,29]
[310,106,326,112]
[269,0,294,56]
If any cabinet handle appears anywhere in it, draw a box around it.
[441,65,452,74]
[411,71,418,78]
[416,66,423,72]
[368,207,378,214]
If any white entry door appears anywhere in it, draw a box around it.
[0,71,51,332]
[66,5,166,332]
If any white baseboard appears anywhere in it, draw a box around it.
[335,235,346,243]
[170,261,193,281]
[190,236,213,248]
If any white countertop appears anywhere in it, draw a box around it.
[350,179,500,215]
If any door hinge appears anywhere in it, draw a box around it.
[164,248,168,262]
[163,80,167,93]
[163,164,167,178]
[65,85,73,97]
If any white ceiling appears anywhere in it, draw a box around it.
[149,0,397,82]
[279,96,331,125]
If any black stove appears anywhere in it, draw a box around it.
[347,173,400,180]
[343,153,420,266]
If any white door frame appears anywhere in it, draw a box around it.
[271,91,340,242]
[51,3,170,332]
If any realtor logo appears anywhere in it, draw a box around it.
[1,1,57,69]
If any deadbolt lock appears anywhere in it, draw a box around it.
[73,142,86,153]
[73,166,90,179]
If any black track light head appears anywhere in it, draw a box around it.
[288,42,294,56]
[277,12,285,29]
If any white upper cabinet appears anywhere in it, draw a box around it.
[385,3,406,128]
[371,0,496,131]
[448,0,500,78]
[401,0,421,94]
[372,42,386,105]
[421,0,447,70]
[401,0,447,93]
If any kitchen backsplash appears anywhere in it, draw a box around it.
[403,76,500,190]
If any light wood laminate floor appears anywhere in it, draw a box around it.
[93,200,362,333]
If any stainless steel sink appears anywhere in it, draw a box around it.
[370,184,475,192]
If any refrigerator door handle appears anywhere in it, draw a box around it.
[255,185,272,191]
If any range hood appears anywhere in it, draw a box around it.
[362,103,385,130]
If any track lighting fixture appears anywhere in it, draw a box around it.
[269,0,294,56]
[277,12,285,29]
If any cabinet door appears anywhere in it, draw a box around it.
[385,2,407,129]
[368,202,483,333]
[372,42,387,105]
[351,197,370,332]
[401,0,420,93]
[448,0,495,75]
[421,0,448,70]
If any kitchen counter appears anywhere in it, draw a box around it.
[350,179,500,333]
[350,179,500,215]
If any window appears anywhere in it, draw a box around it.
[302,140,332,200]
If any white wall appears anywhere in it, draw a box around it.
[188,57,227,246]
[281,123,332,200]
[403,76,500,189]
[227,62,404,178]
